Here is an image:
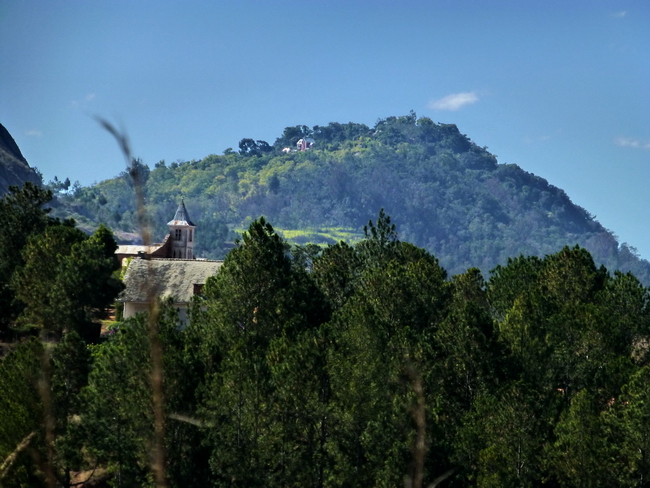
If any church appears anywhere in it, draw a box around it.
[115,199,197,262]
[117,201,222,325]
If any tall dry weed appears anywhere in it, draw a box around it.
[96,117,167,487]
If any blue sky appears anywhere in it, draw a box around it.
[1,1,649,258]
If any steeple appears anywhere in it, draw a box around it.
[168,199,195,226]
[167,199,196,259]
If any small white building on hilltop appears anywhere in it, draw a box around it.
[296,137,315,151]
[282,137,315,153]
[117,200,222,325]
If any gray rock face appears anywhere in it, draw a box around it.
[0,123,43,195]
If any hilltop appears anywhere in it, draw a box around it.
[51,113,650,283]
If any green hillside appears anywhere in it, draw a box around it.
[51,112,650,282]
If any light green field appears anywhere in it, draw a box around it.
[235,226,363,246]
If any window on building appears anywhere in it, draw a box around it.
[189,229,193,242]
[175,229,181,240]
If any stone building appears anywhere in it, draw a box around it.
[119,258,222,325]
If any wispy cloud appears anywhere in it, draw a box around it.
[611,10,627,18]
[615,137,650,150]
[428,92,479,111]
[71,93,97,109]
[25,129,42,137]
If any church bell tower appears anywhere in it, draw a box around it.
[167,200,196,259]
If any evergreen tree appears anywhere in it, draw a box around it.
[0,339,45,486]
[78,306,187,487]
[324,214,449,486]
[0,183,56,335]
[12,224,123,340]
[198,217,329,486]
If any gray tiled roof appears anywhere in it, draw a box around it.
[167,200,195,226]
[116,244,163,255]
[119,258,222,303]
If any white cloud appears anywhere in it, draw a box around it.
[428,92,479,111]
[25,129,42,137]
[615,137,650,150]
[71,93,96,108]
[611,10,627,18]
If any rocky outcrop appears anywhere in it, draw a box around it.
[0,123,42,195]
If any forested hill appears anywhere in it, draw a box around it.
[52,112,650,283]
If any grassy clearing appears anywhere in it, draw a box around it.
[235,226,363,246]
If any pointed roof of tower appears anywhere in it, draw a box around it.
[167,199,195,226]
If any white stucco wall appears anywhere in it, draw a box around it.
[123,301,149,319]
[123,301,190,327]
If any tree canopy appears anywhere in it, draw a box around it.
[3,210,649,486]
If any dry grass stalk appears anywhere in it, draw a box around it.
[38,346,56,488]
[403,363,456,488]
[404,363,426,488]
[97,117,167,487]
[0,432,36,480]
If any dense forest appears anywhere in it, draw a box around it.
[2,181,650,487]
[48,112,650,284]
